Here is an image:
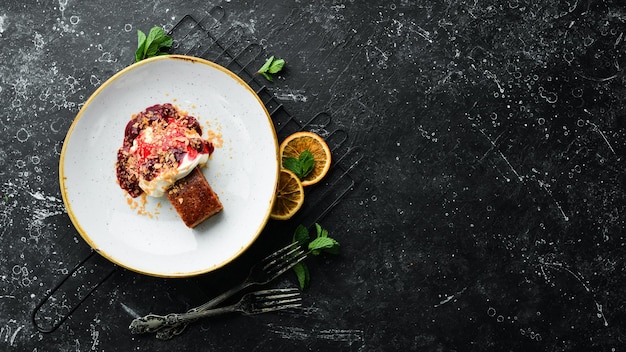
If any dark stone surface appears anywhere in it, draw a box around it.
[1,0,624,351]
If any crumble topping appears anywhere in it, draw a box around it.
[116,103,214,198]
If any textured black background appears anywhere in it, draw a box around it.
[1,1,625,351]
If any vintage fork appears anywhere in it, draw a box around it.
[128,241,307,338]
[129,288,302,334]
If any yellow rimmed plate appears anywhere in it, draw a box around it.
[60,55,279,277]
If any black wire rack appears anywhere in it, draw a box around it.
[32,7,362,333]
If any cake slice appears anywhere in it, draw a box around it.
[166,167,223,228]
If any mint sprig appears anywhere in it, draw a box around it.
[135,26,173,62]
[283,150,315,180]
[258,55,285,81]
[291,223,340,290]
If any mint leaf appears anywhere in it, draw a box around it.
[283,157,302,178]
[311,223,338,255]
[157,35,173,49]
[260,72,273,82]
[282,150,315,180]
[323,241,340,255]
[258,56,274,73]
[298,150,315,179]
[135,26,172,62]
[146,27,163,46]
[293,224,310,246]
[268,58,285,73]
[292,262,310,290]
[258,56,285,81]
[135,30,147,62]
[309,237,338,255]
[315,223,323,237]
[290,223,340,289]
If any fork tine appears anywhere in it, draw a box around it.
[260,242,301,267]
[254,288,301,301]
[258,297,302,308]
[265,249,308,279]
[250,302,302,315]
[254,287,301,295]
[261,244,303,271]
[263,300,302,309]
[249,289,302,314]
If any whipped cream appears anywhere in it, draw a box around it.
[130,124,210,197]
[139,152,209,197]
[116,104,214,198]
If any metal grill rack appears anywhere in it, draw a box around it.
[32,7,362,333]
[167,9,362,227]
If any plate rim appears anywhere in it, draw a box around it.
[59,55,279,278]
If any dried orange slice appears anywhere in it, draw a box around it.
[270,169,305,220]
[279,131,332,186]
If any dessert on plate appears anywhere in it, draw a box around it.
[115,103,223,227]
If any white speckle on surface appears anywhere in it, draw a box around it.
[0,14,8,35]
[16,128,30,142]
[272,88,308,102]
[90,323,100,350]
[33,32,45,50]
[29,190,62,203]
[268,324,365,346]
[9,324,23,346]
[120,303,141,318]
[89,74,101,86]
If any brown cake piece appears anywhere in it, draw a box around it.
[166,167,223,228]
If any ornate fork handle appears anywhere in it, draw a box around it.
[129,307,232,334]
[129,281,249,335]
[129,288,301,335]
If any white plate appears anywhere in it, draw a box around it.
[60,55,279,277]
